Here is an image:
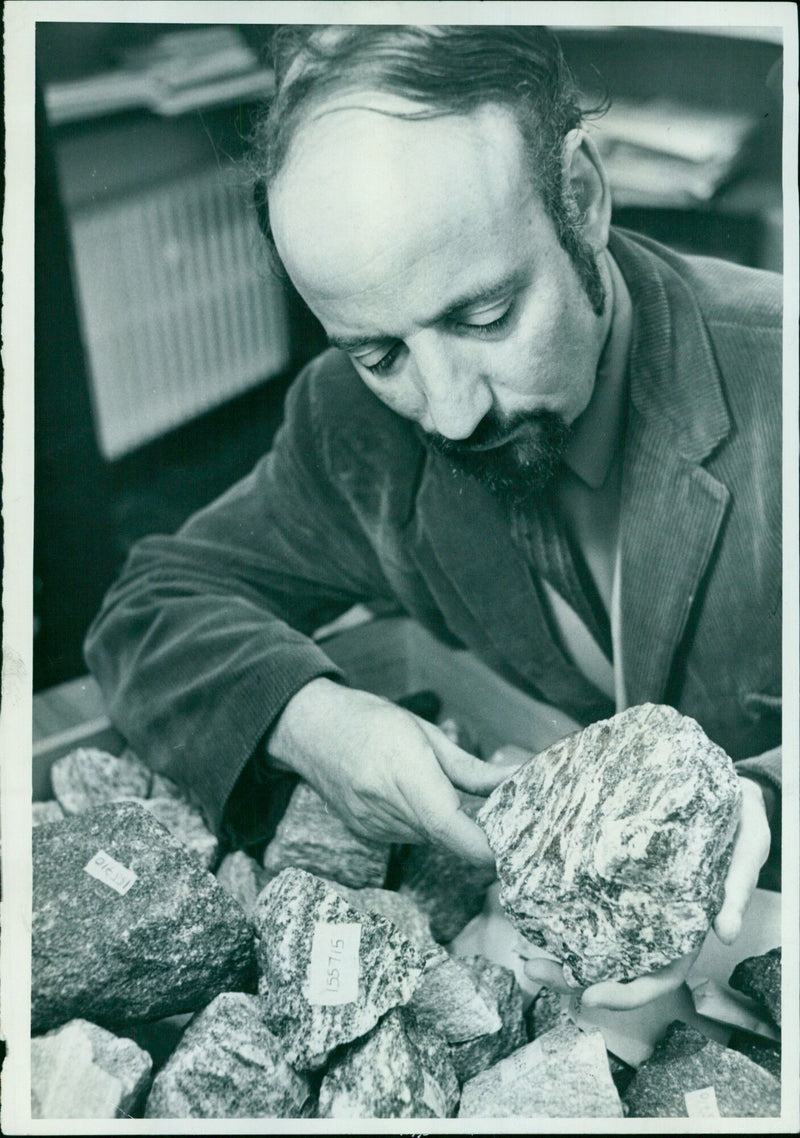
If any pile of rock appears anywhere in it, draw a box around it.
[31,707,782,1119]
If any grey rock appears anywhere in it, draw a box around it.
[459,1023,623,1118]
[263,780,390,888]
[411,950,502,1043]
[32,801,257,1032]
[448,956,527,1084]
[328,883,436,952]
[145,993,314,1118]
[317,1007,459,1118]
[253,868,425,1069]
[118,1013,193,1074]
[728,1030,781,1080]
[526,986,572,1040]
[623,1021,780,1118]
[397,800,496,943]
[51,746,152,814]
[607,1052,637,1096]
[32,800,65,827]
[31,1018,152,1119]
[120,796,219,870]
[729,947,781,1027]
[478,704,742,986]
[216,850,268,918]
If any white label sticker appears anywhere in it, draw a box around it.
[500,1039,545,1085]
[308,922,361,1006]
[685,1086,721,1117]
[84,849,137,896]
[420,1069,447,1117]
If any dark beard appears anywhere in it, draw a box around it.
[423,407,572,511]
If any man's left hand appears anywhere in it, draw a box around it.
[525,775,772,1011]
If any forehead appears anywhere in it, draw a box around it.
[268,96,541,310]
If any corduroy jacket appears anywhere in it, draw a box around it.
[85,228,782,848]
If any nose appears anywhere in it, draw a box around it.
[408,332,493,440]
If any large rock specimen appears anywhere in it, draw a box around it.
[458,1023,623,1118]
[254,868,425,1068]
[262,780,390,888]
[478,704,742,986]
[31,1018,152,1119]
[729,947,781,1028]
[397,799,497,943]
[145,993,314,1118]
[32,801,257,1032]
[317,1007,459,1118]
[51,747,152,814]
[448,956,527,1084]
[622,1021,780,1118]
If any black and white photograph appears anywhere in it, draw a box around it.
[2,1,798,1130]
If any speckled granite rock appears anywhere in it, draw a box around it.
[458,1023,623,1118]
[254,868,425,1069]
[32,801,257,1032]
[32,800,65,827]
[478,704,742,986]
[526,987,573,1040]
[118,796,218,870]
[730,948,781,1027]
[397,800,497,943]
[262,780,389,888]
[728,1030,781,1080]
[31,1018,152,1119]
[317,1007,459,1118]
[448,956,527,1084]
[216,851,268,918]
[328,884,436,952]
[623,1021,780,1118]
[51,747,152,814]
[410,950,502,1043]
[145,993,314,1118]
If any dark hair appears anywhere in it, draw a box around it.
[251,25,607,312]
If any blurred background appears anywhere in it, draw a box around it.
[33,22,784,692]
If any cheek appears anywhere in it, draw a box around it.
[357,369,425,421]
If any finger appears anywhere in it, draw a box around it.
[582,951,697,1011]
[522,957,574,994]
[714,780,771,945]
[416,719,518,796]
[410,775,497,865]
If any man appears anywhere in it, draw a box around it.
[85,26,780,1009]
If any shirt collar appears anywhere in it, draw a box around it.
[563,250,633,489]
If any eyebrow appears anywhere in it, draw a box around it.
[327,271,522,354]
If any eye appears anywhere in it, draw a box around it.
[360,343,403,377]
[460,304,514,335]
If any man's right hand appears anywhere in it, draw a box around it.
[267,677,512,865]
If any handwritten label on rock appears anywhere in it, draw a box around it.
[308,922,360,1006]
[499,1039,545,1085]
[83,850,137,896]
[684,1085,721,1117]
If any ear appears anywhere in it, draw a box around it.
[563,128,612,252]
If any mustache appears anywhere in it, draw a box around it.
[423,408,561,456]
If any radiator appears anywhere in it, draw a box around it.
[67,164,291,460]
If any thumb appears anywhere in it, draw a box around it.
[409,766,497,866]
[416,719,519,797]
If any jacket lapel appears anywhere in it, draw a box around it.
[610,230,732,706]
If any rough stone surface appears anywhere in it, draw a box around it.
[526,987,573,1041]
[119,795,219,870]
[31,1018,152,1119]
[32,801,257,1032]
[728,1030,781,1080]
[262,780,390,888]
[51,747,152,814]
[216,850,268,918]
[254,868,425,1069]
[329,884,436,952]
[145,992,314,1118]
[410,949,502,1043]
[458,1023,623,1118]
[623,1021,781,1118]
[32,800,65,827]
[448,956,528,1084]
[317,1007,459,1118]
[397,800,497,943]
[478,704,742,986]
[730,947,781,1027]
